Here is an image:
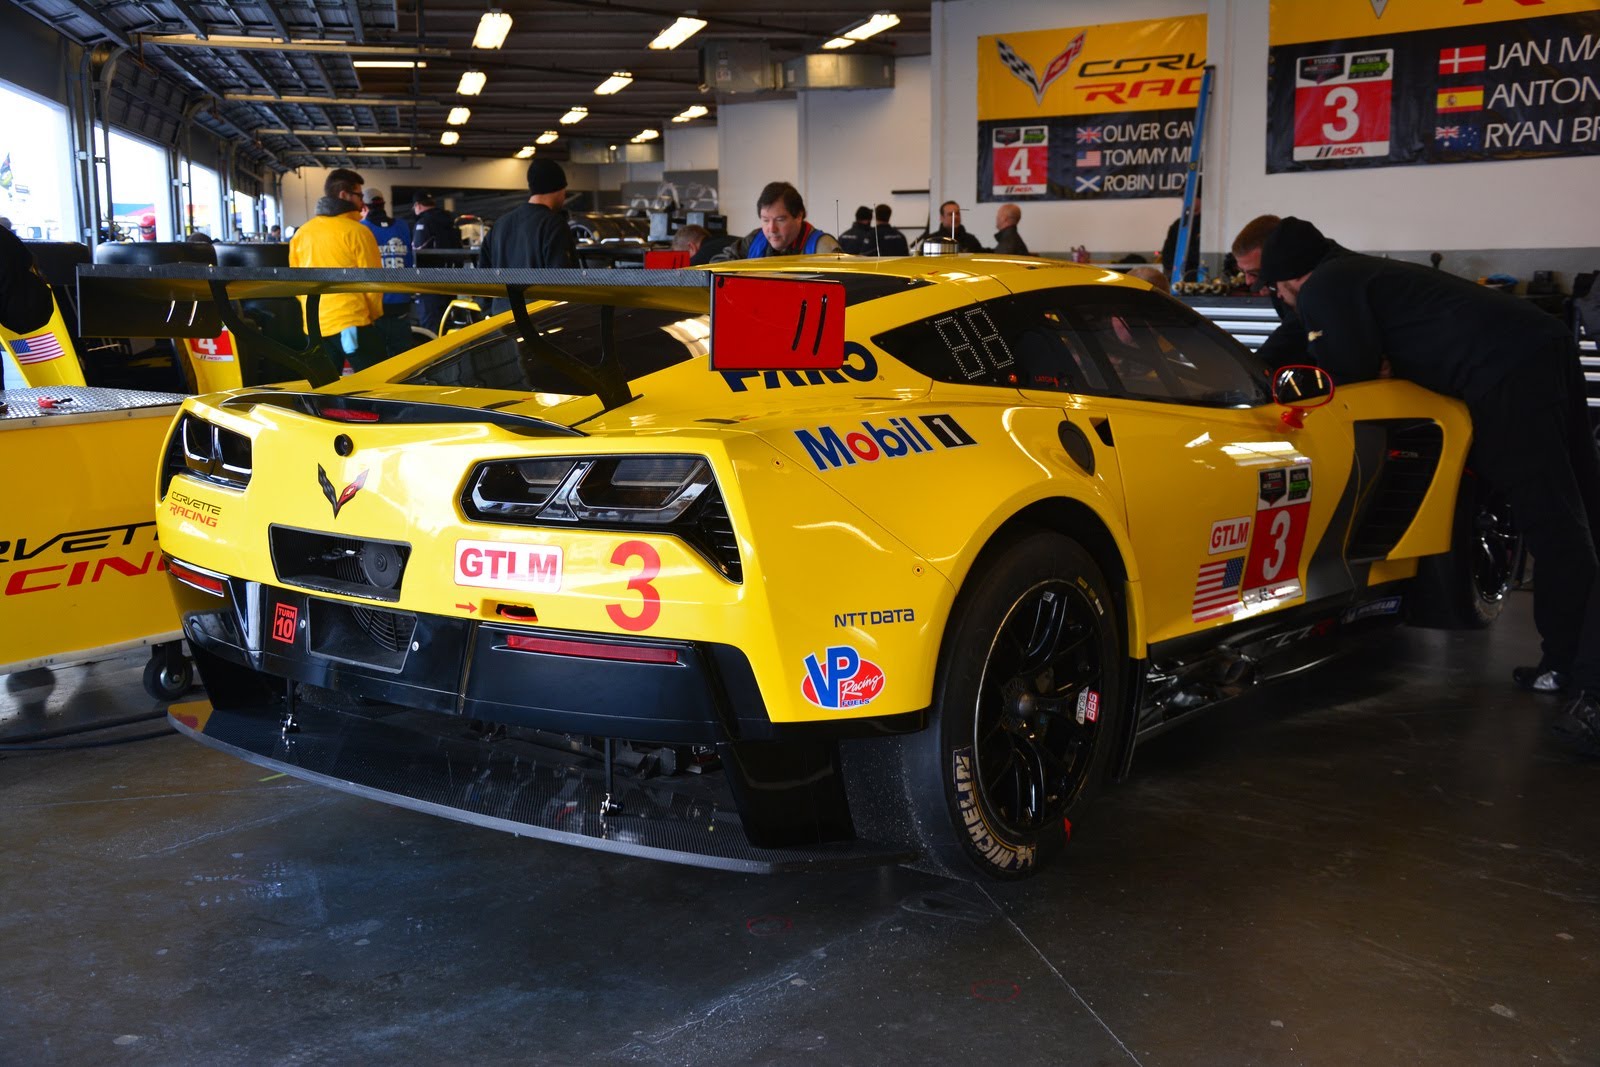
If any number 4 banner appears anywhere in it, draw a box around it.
[991,127,1049,197]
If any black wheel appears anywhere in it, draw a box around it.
[143,647,194,701]
[1406,472,1518,629]
[901,531,1124,879]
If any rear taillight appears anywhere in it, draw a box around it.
[163,414,252,495]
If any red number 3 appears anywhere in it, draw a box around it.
[606,540,662,631]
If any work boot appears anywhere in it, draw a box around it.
[1549,691,1600,758]
[1513,664,1568,692]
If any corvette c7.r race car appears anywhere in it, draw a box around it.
[136,255,1515,879]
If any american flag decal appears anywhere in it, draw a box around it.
[1193,556,1245,621]
[997,32,1085,106]
[11,332,65,364]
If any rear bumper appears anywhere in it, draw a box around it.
[170,698,913,874]
[171,566,779,744]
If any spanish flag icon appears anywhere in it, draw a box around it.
[1436,86,1484,113]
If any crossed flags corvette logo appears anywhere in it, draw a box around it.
[997,32,1085,106]
[317,464,369,518]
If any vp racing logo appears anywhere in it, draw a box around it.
[317,464,369,519]
[802,645,886,709]
[997,32,1085,105]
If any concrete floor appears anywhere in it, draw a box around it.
[2,592,1596,1066]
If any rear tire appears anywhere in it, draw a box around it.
[900,531,1124,879]
[1406,472,1518,629]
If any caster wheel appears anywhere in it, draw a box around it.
[143,651,194,701]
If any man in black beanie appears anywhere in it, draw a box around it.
[1260,217,1600,754]
[479,157,579,314]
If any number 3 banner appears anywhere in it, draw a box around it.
[1292,50,1393,161]
[1268,0,1600,172]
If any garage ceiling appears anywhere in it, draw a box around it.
[13,0,931,173]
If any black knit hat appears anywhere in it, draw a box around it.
[1258,216,1330,285]
[527,158,568,195]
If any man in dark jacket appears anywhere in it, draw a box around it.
[993,203,1030,255]
[1259,217,1600,755]
[1231,213,1310,366]
[837,206,875,254]
[0,225,56,391]
[870,204,910,256]
[478,159,579,316]
[914,201,984,253]
[411,192,460,333]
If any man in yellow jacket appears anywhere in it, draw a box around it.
[289,168,384,371]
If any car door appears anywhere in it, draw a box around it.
[994,284,1360,647]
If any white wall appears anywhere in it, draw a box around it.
[715,99,801,237]
[801,56,933,236]
[935,0,1203,257]
[665,124,719,171]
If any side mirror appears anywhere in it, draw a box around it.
[1272,365,1334,428]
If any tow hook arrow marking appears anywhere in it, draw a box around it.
[456,602,477,613]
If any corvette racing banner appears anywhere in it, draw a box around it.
[1267,0,1600,171]
[976,15,1205,202]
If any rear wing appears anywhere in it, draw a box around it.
[76,265,844,407]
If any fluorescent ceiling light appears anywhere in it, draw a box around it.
[671,104,708,123]
[630,129,660,143]
[456,70,487,95]
[822,11,900,48]
[594,71,633,95]
[536,130,560,144]
[447,107,472,125]
[353,60,427,68]
[440,131,460,145]
[358,146,414,153]
[649,16,707,51]
[515,146,536,158]
[473,11,513,49]
[559,106,588,125]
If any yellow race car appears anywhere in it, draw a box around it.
[139,255,1514,878]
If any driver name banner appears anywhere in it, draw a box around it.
[977,15,1206,202]
[1267,0,1600,171]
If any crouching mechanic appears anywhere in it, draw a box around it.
[1257,217,1600,757]
[711,181,840,261]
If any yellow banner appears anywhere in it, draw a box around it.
[1270,0,1600,46]
[978,15,1207,119]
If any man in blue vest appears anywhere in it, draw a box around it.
[711,181,840,261]
[361,193,416,356]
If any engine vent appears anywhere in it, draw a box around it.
[684,483,742,583]
[1347,420,1444,561]
[270,526,411,602]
